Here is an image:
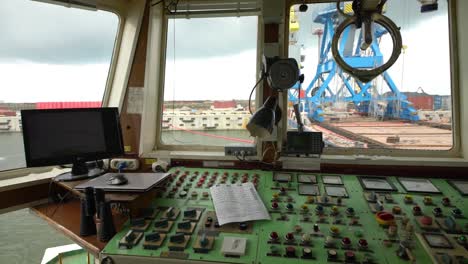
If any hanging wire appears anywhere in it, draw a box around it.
[167,0,191,145]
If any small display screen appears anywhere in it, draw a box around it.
[298,184,320,196]
[399,178,440,193]
[322,175,343,185]
[285,131,323,154]
[274,173,292,183]
[360,177,396,191]
[325,186,348,197]
[298,174,317,184]
[449,180,468,196]
[423,233,453,249]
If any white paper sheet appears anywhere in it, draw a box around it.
[126,87,144,114]
[210,182,271,225]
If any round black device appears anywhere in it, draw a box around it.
[299,4,308,12]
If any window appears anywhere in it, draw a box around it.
[287,1,453,153]
[160,14,258,147]
[0,0,119,171]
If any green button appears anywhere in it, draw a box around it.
[459,235,467,243]
[270,245,279,254]
[354,230,363,237]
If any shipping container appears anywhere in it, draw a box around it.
[35,102,101,109]
[433,95,443,110]
[403,91,434,110]
[406,96,434,110]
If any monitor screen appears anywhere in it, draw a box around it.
[21,107,124,167]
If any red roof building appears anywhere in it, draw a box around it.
[213,100,236,109]
[35,102,102,109]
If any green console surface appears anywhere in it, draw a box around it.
[101,168,468,264]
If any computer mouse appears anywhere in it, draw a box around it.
[108,174,128,185]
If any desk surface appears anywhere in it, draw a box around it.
[56,179,144,202]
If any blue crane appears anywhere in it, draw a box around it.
[289,8,419,123]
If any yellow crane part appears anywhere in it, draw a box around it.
[290,7,300,32]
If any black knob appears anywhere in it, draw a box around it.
[344,251,356,262]
[452,208,462,217]
[313,224,320,232]
[302,247,313,258]
[154,219,169,228]
[285,246,296,257]
[239,222,248,230]
[327,249,338,259]
[170,233,185,243]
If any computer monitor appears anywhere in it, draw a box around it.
[21,107,124,181]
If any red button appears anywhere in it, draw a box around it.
[376,212,395,221]
[420,216,433,226]
[286,233,294,240]
[342,237,351,245]
[270,232,279,240]
[358,239,368,247]
[272,202,279,209]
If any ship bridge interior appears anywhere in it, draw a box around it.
[1,0,468,263]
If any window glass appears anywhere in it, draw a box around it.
[288,1,452,151]
[161,16,258,147]
[0,0,118,171]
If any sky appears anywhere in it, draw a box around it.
[0,0,451,103]
[0,0,118,103]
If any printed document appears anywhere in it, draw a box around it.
[210,182,271,225]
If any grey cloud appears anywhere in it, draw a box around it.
[166,16,258,59]
[0,0,118,64]
[0,0,257,64]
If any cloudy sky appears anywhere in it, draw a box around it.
[0,0,451,104]
[0,0,118,103]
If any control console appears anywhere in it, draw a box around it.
[101,168,468,264]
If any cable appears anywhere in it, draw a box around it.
[248,75,265,115]
[166,0,180,14]
[151,0,164,7]
[48,190,72,218]
[235,150,276,167]
[167,0,190,145]
[46,180,54,216]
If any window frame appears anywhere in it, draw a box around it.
[0,0,143,175]
[140,1,263,156]
[283,0,462,159]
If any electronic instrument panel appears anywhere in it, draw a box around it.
[101,168,468,264]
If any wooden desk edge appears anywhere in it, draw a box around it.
[30,206,102,256]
